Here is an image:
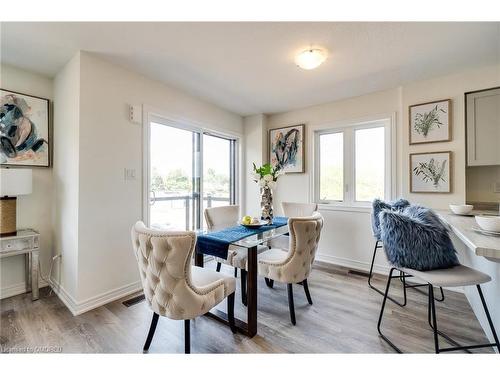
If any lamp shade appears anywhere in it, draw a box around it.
[0,168,32,196]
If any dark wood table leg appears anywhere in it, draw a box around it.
[246,245,258,337]
[201,245,258,337]
[195,251,204,267]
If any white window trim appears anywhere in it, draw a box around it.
[311,113,396,211]
[141,105,242,227]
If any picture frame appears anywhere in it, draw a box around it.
[269,124,305,173]
[410,151,452,193]
[0,88,51,167]
[409,99,451,145]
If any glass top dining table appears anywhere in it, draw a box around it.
[195,222,289,249]
[194,222,289,338]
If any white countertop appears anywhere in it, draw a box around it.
[438,211,500,261]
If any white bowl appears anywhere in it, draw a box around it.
[449,204,474,215]
[475,215,500,233]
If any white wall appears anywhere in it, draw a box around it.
[51,51,242,312]
[247,63,500,345]
[266,87,401,272]
[243,114,267,216]
[0,64,54,298]
[52,53,81,301]
[402,64,500,209]
[259,64,500,272]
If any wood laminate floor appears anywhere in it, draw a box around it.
[0,263,495,353]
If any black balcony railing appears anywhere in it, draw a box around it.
[150,193,230,229]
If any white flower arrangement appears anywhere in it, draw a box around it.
[252,163,281,190]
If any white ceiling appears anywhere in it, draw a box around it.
[1,22,499,115]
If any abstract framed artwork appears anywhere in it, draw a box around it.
[410,151,451,193]
[0,89,50,167]
[269,124,305,173]
[409,99,451,145]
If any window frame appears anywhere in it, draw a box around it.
[313,116,395,210]
[143,110,241,229]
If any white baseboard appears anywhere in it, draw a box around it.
[315,253,390,275]
[314,253,464,294]
[49,277,143,316]
[0,279,49,300]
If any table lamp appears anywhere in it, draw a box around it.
[0,168,32,235]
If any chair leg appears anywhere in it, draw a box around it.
[367,240,379,288]
[184,320,190,354]
[264,277,274,288]
[216,262,221,272]
[241,269,247,306]
[376,268,402,353]
[429,285,440,353]
[143,312,159,352]
[477,285,500,352]
[234,267,237,278]
[287,283,296,325]
[228,292,237,333]
[368,242,407,307]
[302,279,313,305]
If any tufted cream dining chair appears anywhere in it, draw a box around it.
[205,205,268,305]
[281,202,318,217]
[270,202,319,250]
[258,212,324,325]
[131,221,236,353]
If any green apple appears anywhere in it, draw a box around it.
[242,215,252,225]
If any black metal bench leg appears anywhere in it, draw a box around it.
[377,268,402,353]
[426,285,470,352]
[368,241,407,307]
[429,285,440,353]
[477,285,500,352]
[143,312,159,352]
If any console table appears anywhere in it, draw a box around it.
[0,229,40,300]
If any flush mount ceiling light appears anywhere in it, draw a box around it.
[295,48,328,70]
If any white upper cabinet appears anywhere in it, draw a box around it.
[466,87,500,166]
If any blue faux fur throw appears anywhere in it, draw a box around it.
[379,206,460,271]
[371,198,410,240]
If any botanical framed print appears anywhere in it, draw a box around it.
[0,89,50,167]
[409,99,451,145]
[269,124,305,173]
[410,151,451,193]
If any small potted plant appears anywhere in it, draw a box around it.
[252,163,281,223]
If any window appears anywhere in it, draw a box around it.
[147,116,238,230]
[319,132,343,201]
[355,127,385,202]
[315,119,392,207]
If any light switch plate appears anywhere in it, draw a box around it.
[124,168,136,181]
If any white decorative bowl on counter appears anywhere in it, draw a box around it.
[449,204,474,215]
[475,215,500,233]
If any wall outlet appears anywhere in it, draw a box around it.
[124,168,137,181]
[494,182,500,193]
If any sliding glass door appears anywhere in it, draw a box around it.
[147,117,237,230]
[202,133,236,227]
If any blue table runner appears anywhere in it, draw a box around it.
[196,216,288,259]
